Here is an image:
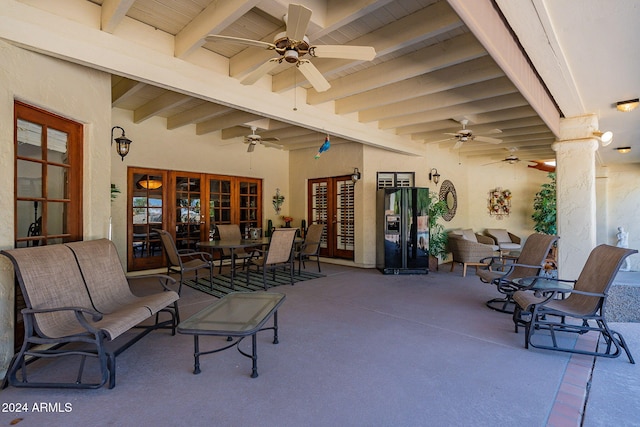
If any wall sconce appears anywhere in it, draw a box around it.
[429,168,440,185]
[351,167,361,184]
[616,98,639,112]
[616,147,631,154]
[111,126,132,161]
[593,130,613,146]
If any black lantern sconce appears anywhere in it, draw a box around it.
[111,126,132,161]
[429,168,440,185]
[351,167,361,184]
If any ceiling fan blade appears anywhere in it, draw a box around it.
[262,141,284,150]
[453,139,464,150]
[297,60,331,92]
[205,34,275,50]
[444,133,459,137]
[260,137,280,142]
[310,45,376,61]
[240,58,281,85]
[474,135,503,144]
[286,4,312,41]
[427,137,454,144]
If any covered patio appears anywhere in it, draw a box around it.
[1,263,637,426]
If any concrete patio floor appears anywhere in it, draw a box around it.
[0,263,638,427]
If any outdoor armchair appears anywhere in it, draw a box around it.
[486,228,522,253]
[477,233,559,313]
[448,230,498,277]
[512,244,637,363]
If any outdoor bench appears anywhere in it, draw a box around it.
[1,239,179,389]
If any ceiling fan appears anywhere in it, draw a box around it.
[205,3,376,92]
[483,148,522,166]
[438,119,503,149]
[244,126,282,152]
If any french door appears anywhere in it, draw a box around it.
[308,176,355,260]
[128,168,262,271]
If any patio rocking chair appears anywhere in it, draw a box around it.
[477,233,559,313]
[246,228,298,290]
[512,244,637,363]
[156,229,214,295]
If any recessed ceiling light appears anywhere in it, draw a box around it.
[616,98,639,112]
[616,147,631,154]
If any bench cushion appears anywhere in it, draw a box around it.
[66,239,178,316]
[4,245,96,339]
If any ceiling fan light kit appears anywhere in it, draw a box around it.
[442,118,503,149]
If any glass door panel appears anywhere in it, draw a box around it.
[175,175,202,251]
[208,177,232,239]
[129,171,166,270]
[238,179,260,236]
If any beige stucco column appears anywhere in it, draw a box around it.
[552,115,600,279]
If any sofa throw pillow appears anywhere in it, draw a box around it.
[461,229,478,242]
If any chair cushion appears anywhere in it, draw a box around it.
[449,229,478,242]
[499,242,521,251]
[487,228,511,243]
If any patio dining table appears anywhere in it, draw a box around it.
[197,238,270,289]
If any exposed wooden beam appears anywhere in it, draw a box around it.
[166,103,231,130]
[175,0,260,58]
[111,78,147,106]
[196,111,262,135]
[307,33,485,105]
[379,93,528,130]
[100,0,134,33]
[359,76,517,122]
[336,56,502,115]
[133,91,192,123]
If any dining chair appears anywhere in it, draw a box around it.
[246,228,298,290]
[215,224,257,273]
[295,223,324,274]
[155,229,214,295]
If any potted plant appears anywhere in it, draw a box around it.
[532,172,556,235]
[428,192,448,271]
[532,172,557,274]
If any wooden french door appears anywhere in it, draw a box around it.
[308,176,355,260]
[128,168,262,271]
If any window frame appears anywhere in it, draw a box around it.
[14,101,83,247]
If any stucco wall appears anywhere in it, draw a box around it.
[0,40,112,376]
[600,164,640,270]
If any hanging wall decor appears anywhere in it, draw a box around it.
[272,188,285,214]
[488,187,511,220]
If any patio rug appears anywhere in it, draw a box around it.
[183,270,325,298]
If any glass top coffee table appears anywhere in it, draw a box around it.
[178,292,286,378]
